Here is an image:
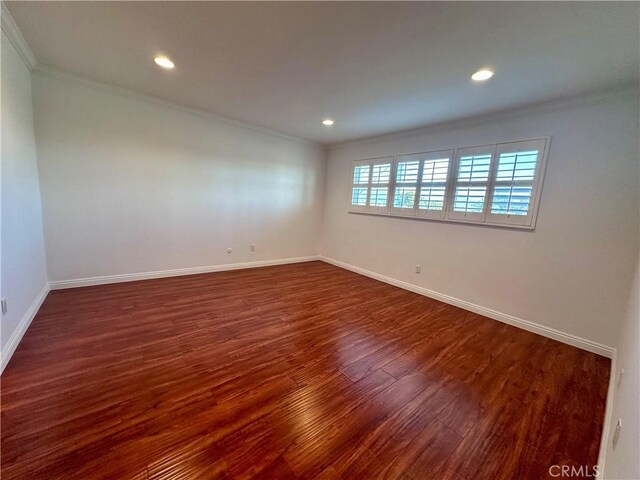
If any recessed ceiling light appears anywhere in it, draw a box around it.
[322,119,335,126]
[471,69,494,81]
[154,56,175,69]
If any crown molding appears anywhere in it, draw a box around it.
[32,64,324,149]
[329,82,639,151]
[1,2,37,70]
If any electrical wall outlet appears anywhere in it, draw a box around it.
[227,248,232,254]
[250,244,255,252]
[1,298,7,316]
[415,265,421,274]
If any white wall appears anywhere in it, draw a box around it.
[603,259,639,480]
[322,87,639,349]
[0,30,48,359]
[31,71,326,283]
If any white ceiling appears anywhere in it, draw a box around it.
[7,1,639,145]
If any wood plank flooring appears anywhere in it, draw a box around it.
[1,261,610,479]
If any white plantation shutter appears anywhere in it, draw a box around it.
[485,139,547,226]
[448,145,495,221]
[348,138,548,230]
[350,157,393,213]
[369,161,392,211]
[415,150,453,219]
[390,156,421,215]
[390,150,453,218]
[350,161,370,210]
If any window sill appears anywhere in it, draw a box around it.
[347,209,536,231]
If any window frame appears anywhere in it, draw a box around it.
[446,144,496,223]
[484,138,548,227]
[350,159,370,212]
[347,137,550,230]
[389,154,421,216]
[349,156,393,214]
[386,150,455,219]
[414,150,454,220]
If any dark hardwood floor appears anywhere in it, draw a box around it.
[1,261,610,479]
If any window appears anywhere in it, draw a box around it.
[448,146,494,221]
[418,156,450,215]
[348,138,549,229]
[351,164,369,207]
[370,162,391,208]
[350,157,393,212]
[391,157,420,213]
[390,150,453,218]
[485,139,547,226]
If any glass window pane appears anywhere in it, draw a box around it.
[422,158,450,183]
[496,150,538,182]
[371,163,391,184]
[418,187,446,211]
[353,165,370,184]
[369,187,388,207]
[457,154,491,182]
[393,187,416,209]
[453,187,486,213]
[351,187,368,206]
[491,186,532,215]
[396,161,419,184]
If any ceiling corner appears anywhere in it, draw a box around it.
[1,2,38,70]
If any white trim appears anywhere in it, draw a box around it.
[49,256,321,290]
[319,255,615,358]
[347,137,549,230]
[348,157,393,214]
[596,350,618,479]
[349,210,540,231]
[0,284,50,374]
[484,138,549,228]
[447,144,496,223]
[1,2,37,70]
[32,65,322,149]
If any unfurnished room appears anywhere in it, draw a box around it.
[1,2,639,479]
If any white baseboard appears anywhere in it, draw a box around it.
[596,351,618,479]
[1,284,50,375]
[49,255,321,290]
[320,255,615,358]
